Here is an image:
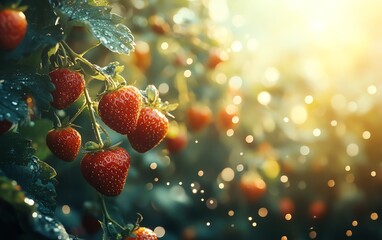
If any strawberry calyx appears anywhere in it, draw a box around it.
[141,85,178,118]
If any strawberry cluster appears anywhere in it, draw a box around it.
[45,65,176,198]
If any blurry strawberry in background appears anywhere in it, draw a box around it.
[186,104,212,133]
[166,122,188,154]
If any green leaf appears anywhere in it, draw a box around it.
[0,133,57,215]
[0,66,55,122]
[0,0,64,61]
[57,0,135,54]
[0,133,69,239]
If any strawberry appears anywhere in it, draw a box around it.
[126,227,158,240]
[80,147,130,196]
[0,120,13,135]
[239,173,267,202]
[186,105,212,132]
[148,15,170,35]
[0,9,27,51]
[217,107,238,131]
[98,86,142,135]
[128,107,169,153]
[166,133,187,154]
[133,41,151,72]
[46,126,82,162]
[49,68,85,110]
[207,49,225,69]
[166,124,188,154]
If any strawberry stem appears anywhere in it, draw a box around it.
[60,41,118,90]
[99,194,125,231]
[84,87,104,148]
[67,101,87,125]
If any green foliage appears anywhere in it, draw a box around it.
[57,0,135,55]
[0,66,54,122]
[0,133,57,214]
[0,133,69,239]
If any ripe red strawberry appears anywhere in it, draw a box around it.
[186,105,212,132]
[239,173,267,202]
[128,107,169,153]
[46,126,82,162]
[126,227,158,240]
[49,68,85,110]
[0,9,27,51]
[207,49,225,69]
[81,147,130,196]
[0,120,13,134]
[148,15,170,35]
[98,86,142,135]
[217,107,238,131]
[166,130,188,154]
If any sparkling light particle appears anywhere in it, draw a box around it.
[345,165,351,171]
[362,131,371,139]
[232,116,240,124]
[346,230,352,237]
[252,222,257,227]
[229,76,243,90]
[327,180,335,188]
[300,146,310,156]
[346,143,359,157]
[305,95,314,104]
[158,83,169,94]
[257,91,272,106]
[258,207,268,217]
[228,210,235,216]
[264,67,280,86]
[281,236,288,240]
[236,164,244,172]
[280,175,289,183]
[207,198,218,209]
[146,183,153,190]
[331,120,338,126]
[184,70,192,78]
[285,214,292,221]
[161,42,169,50]
[312,128,321,137]
[291,105,308,124]
[186,58,193,65]
[221,167,235,182]
[206,222,211,226]
[245,135,254,143]
[198,170,204,177]
[226,129,234,136]
[218,183,225,189]
[231,41,243,52]
[62,205,70,214]
[309,230,317,239]
[150,162,158,170]
[371,212,378,220]
[371,171,377,177]
[154,226,165,238]
[233,95,242,105]
[352,220,358,227]
[368,85,377,95]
